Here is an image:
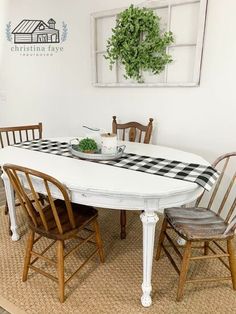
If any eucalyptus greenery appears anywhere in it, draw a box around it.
[77,138,98,153]
[61,21,68,43]
[6,21,12,42]
[105,4,174,83]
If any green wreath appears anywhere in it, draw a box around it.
[105,4,174,83]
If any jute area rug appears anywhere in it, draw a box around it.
[0,206,235,314]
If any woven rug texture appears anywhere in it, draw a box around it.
[0,205,236,314]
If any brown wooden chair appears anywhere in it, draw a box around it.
[155,152,236,301]
[0,123,44,226]
[0,122,42,148]
[3,164,104,303]
[112,116,154,239]
[112,116,153,144]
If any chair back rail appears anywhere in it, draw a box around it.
[0,123,42,148]
[112,116,153,144]
[3,164,76,234]
[195,152,236,231]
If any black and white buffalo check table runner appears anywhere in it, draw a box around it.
[14,139,219,191]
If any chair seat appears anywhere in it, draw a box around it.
[29,199,98,240]
[165,207,234,241]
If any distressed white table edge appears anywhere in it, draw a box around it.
[0,139,206,307]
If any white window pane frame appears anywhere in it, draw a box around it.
[91,0,208,87]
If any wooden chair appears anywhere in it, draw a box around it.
[155,152,236,301]
[3,164,104,303]
[112,116,154,239]
[0,123,43,222]
[0,122,42,148]
[112,116,153,144]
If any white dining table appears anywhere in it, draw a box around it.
[0,138,208,307]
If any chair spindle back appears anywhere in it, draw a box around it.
[112,116,153,144]
[196,152,236,231]
[0,123,42,148]
[3,164,76,234]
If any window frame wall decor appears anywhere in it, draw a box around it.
[91,0,208,87]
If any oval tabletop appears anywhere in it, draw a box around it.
[0,139,208,211]
[0,138,211,307]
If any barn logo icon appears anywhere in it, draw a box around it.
[12,19,60,44]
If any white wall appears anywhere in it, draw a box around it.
[0,0,235,163]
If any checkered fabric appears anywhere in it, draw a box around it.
[14,139,219,191]
[14,139,72,157]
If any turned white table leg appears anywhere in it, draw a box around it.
[140,211,159,307]
[1,173,20,241]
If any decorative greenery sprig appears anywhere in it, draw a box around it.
[105,4,174,83]
[78,138,98,153]
[6,21,12,42]
[61,21,68,42]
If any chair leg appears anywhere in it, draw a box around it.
[38,193,45,206]
[8,214,12,236]
[4,193,12,236]
[22,230,35,282]
[204,241,209,255]
[156,217,168,260]
[93,220,105,263]
[57,240,65,303]
[176,241,192,302]
[120,210,126,239]
[227,238,236,290]
[4,200,9,215]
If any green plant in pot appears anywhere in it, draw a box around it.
[105,4,174,83]
[77,138,98,153]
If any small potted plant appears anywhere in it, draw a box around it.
[77,138,98,153]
